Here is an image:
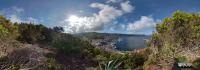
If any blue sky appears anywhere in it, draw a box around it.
[0,0,199,35]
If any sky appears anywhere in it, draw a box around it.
[0,0,199,35]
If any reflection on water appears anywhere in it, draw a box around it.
[115,36,150,51]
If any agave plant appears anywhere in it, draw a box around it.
[99,57,122,70]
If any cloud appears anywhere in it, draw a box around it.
[8,15,40,23]
[108,22,126,31]
[127,16,159,32]
[0,6,24,23]
[9,15,23,23]
[0,6,40,23]
[0,6,24,16]
[27,17,40,23]
[11,6,24,13]
[64,16,100,33]
[90,3,123,23]
[106,0,122,3]
[120,1,134,13]
[64,0,134,33]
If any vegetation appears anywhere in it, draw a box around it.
[145,11,200,70]
[0,15,96,69]
[175,56,187,63]
[1,11,200,70]
[99,57,122,70]
[44,58,61,70]
[193,58,200,69]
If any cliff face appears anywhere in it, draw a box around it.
[144,11,200,70]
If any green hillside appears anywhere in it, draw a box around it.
[0,11,200,70]
[144,11,200,70]
[0,15,148,70]
[0,16,97,70]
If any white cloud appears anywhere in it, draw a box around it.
[108,22,126,31]
[90,3,123,23]
[0,6,24,16]
[106,0,122,3]
[64,0,134,33]
[0,6,41,24]
[27,17,40,23]
[11,6,24,13]
[7,15,40,23]
[127,16,159,32]
[64,15,101,33]
[120,1,134,13]
[8,15,23,23]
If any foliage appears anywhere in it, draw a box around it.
[0,16,19,39]
[3,11,199,70]
[8,64,20,70]
[193,58,200,69]
[52,33,94,54]
[0,48,45,70]
[17,23,54,44]
[99,57,122,70]
[123,53,147,69]
[45,58,61,70]
[0,16,95,55]
[94,49,147,70]
[156,23,169,33]
[175,56,187,63]
[145,11,200,69]
[0,15,100,69]
[53,26,64,33]
[192,25,200,38]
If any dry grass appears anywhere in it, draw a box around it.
[0,47,47,70]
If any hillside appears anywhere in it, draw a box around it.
[1,11,200,70]
[144,11,200,70]
[0,16,149,70]
[75,32,148,40]
[75,32,150,51]
[0,16,98,70]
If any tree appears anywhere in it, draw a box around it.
[53,26,64,33]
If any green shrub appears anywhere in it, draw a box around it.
[193,58,200,69]
[0,25,9,38]
[45,58,61,70]
[0,16,19,39]
[8,64,20,70]
[192,25,200,38]
[99,57,122,70]
[123,53,146,69]
[175,56,187,63]
[156,23,168,33]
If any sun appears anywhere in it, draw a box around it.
[67,15,79,22]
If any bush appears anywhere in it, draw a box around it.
[99,57,122,70]
[17,24,53,44]
[123,53,147,69]
[156,23,168,33]
[8,64,20,70]
[192,25,200,38]
[52,33,90,54]
[0,48,46,69]
[44,58,61,70]
[175,56,187,63]
[147,11,200,68]
[193,58,200,69]
[0,16,19,39]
